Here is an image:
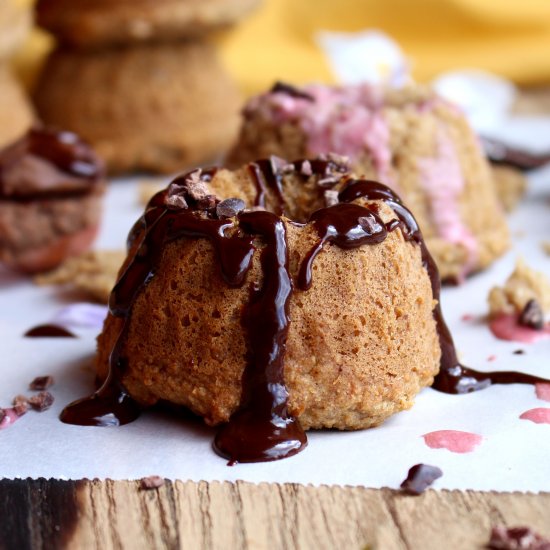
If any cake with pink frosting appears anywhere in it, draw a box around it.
[228,82,510,281]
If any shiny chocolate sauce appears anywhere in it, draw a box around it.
[60,160,550,464]
[24,324,76,338]
[297,203,388,290]
[0,127,104,200]
[248,159,286,214]
[214,211,306,463]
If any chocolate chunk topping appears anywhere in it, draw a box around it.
[270,81,315,101]
[324,190,339,207]
[400,464,443,495]
[28,391,54,412]
[519,299,544,330]
[488,525,550,549]
[29,375,54,391]
[140,476,165,490]
[513,349,525,355]
[0,409,5,423]
[196,194,218,211]
[300,160,313,177]
[317,176,341,189]
[165,189,188,210]
[12,395,29,416]
[216,198,246,219]
[166,168,219,211]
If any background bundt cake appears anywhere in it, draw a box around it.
[228,83,510,282]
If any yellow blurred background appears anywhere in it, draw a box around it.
[11,0,550,95]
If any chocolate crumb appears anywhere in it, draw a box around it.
[269,155,290,176]
[324,190,339,207]
[167,169,211,209]
[519,299,544,330]
[184,170,209,200]
[12,395,29,416]
[317,176,340,189]
[488,525,550,549]
[165,193,188,210]
[400,464,443,495]
[280,163,295,175]
[29,375,54,391]
[359,215,383,234]
[300,160,313,177]
[140,476,165,490]
[513,349,525,355]
[326,152,350,167]
[196,194,218,211]
[0,409,5,423]
[216,198,246,219]
[27,391,54,412]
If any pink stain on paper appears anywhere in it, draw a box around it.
[535,383,550,402]
[519,408,550,424]
[0,408,20,430]
[422,430,483,453]
[489,314,550,344]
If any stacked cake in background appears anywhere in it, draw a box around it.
[0,1,34,147]
[33,0,260,174]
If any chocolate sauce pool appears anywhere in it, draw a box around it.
[24,324,76,338]
[61,160,550,463]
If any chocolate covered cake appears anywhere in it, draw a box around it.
[0,127,105,273]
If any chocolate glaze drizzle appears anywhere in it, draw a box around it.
[0,127,104,200]
[214,211,306,463]
[61,157,550,463]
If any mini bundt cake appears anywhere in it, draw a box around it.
[0,127,105,273]
[228,82,510,282]
[62,157,455,462]
[33,41,241,174]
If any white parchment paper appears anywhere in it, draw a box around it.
[1,166,549,490]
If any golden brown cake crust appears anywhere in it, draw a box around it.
[33,41,242,175]
[96,164,441,430]
[36,0,261,48]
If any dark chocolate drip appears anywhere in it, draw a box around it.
[481,136,550,170]
[270,81,315,101]
[297,203,388,290]
[214,211,306,463]
[248,159,286,214]
[0,127,104,199]
[248,157,348,216]
[24,324,76,338]
[338,179,550,393]
[25,127,102,179]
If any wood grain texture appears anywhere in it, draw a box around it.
[1,480,549,550]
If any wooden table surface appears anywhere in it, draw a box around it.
[1,479,549,549]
